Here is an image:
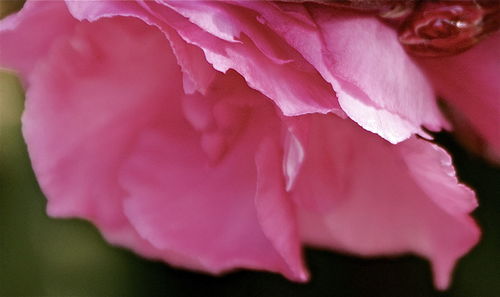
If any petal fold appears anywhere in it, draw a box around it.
[419,33,500,160]
[21,15,200,266]
[237,2,448,143]
[292,115,479,289]
[120,74,306,279]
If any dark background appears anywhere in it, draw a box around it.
[1,2,499,296]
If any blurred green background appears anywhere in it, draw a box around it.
[1,2,499,296]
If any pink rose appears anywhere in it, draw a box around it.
[2,0,494,289]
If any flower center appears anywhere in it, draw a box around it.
[282,0,500,57]
[399,0,500,57]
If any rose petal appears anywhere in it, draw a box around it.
[21,15,203,264]
[120,77,306,280]
[0,1,77,83]
[255,137,308,281]
[238,2,448,143]
[67,0,342,116]
[292,115,479,289]
[154,1,344,117]
[418,33,500,160]
[14,1,308,280]
[65,0,217,95]
[168,30,217,95]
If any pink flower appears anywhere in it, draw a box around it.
[1,0,492,289]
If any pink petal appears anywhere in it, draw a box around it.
[21,15,202,266]
[120,73,306,280]
[418,33,500,159]
[292,115,479,290]
[163,1,302,65]
[67,0,342,116]
[168,30,217,95]
[238,2,448,143]
[0,1,77,83]
[12,1,307,280]
[21,7,307,279]
[65,0,217,95]
[161,1,342,117]
[255,137,308,281]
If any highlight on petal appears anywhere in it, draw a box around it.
[418,33,500,160]
[237,2,448,143]
[290,115,479,290]
[255,137,308,281]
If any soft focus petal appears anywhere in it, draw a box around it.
[418,33,500,160]
[292,115,479,289]
[237,2,448,143]
[0,1,77,83]
[120,71,307,280]
[21,16,186,260]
